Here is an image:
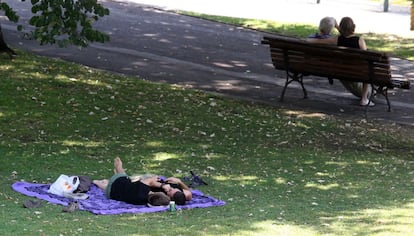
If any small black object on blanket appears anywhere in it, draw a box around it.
[183,171,208,187]
[74,175,92,193]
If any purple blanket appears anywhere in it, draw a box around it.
[12,182,225,215]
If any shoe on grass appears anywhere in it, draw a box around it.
[360,100,375,107]
[23,200,42,208]
[62,202,79,213]
[63,192,89,200]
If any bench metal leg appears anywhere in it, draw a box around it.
[377,86,391,112]
[280,71,307,101]
[370,85,391,112]
[364,84,376,113]
[384,90,391,112]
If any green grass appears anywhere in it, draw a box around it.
[182,12,414,60]
[1,49,414,235]
[371,0,412,5]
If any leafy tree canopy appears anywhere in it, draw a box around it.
[0,0,110,47]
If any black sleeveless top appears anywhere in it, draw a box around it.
[337,35,360,49]
[110,177,151,205]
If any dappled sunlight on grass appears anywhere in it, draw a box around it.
[53,74,116,89]
[305,182,340,190]
[183,11,316,38]
[362,33,414,60]
[284,110,328,119]
[325,161,349,167]
[153,152,179,161]
[146,141,165,147]
[320,202,414,235]
[274,177,287,184]
[236,220,318,236]
[1,50,120,90]
[235,175,258,182]
[62,140,104,147]
[371,0,411,5]
[0,64,15,71]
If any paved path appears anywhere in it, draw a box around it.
[2,0,414,126]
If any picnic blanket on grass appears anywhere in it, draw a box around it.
[12,182,225,215]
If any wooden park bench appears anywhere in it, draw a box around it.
[262,35,411,111]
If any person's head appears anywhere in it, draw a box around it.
[172,191,186,205]
[148,192,170,206]
[165,187,186,205]
[319,17,336,35]
[339,17,356,37]
[165,185,187,205]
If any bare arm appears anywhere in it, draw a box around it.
[358,37,367,50]
[166,177,192,200]
[141,176,164,188]
[165,177,189,190]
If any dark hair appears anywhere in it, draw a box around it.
[339,17,355,37]
[148,192,170,206]
[172,191,186,205]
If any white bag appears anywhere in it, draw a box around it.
[48,174,80,196]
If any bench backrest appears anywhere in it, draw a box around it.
[262,35,392,88]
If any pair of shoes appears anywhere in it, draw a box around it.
[391,78,410,89]
[23,200,42,208]
[147,203,167,208]
[360,100,375,107]
[62,202,79,213]
[63,192,89,200]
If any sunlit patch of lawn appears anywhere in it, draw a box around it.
[365,33,414,59]
[371,0,412,5]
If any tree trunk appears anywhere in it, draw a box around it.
[411,1,414,30]
[384,0,389,12]
[0,24,17,59]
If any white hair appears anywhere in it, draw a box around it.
[319,17,336,34]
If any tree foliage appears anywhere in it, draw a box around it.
[0,0,110,47]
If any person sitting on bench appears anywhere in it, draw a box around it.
[308,16,337,39]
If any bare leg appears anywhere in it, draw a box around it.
[93,179,109,190]
[114,157,126,174]
[360,83,374,106]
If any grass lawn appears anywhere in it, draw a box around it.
[181,12,414,60]
[1,48,414,236]
[371,0,412,5]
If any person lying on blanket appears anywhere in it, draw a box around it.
[93,157,192,206]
